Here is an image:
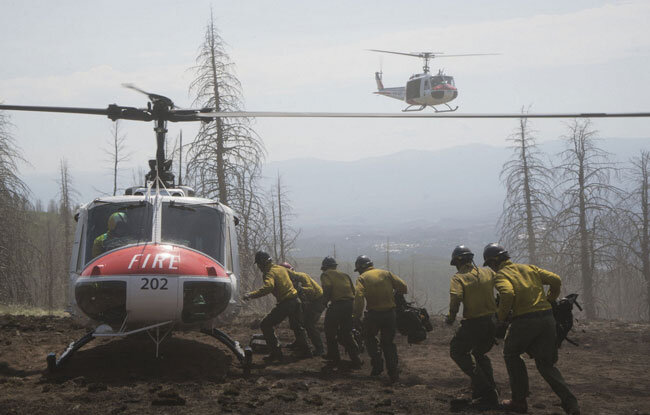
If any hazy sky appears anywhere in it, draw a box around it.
[1,0,649,193]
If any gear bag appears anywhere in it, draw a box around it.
[394,293,433,344]
[551,293,582,348]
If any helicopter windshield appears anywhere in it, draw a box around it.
[161,202,225,263]
[431,76,455,86]
[86,201,153,263]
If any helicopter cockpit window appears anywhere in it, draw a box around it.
[161,203,225,264]
[85,202,153,263]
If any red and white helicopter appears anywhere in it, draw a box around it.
[370,49,499,112]
[1,88,253,373]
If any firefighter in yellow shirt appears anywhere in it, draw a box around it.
[484,243,580,415]
[320,256,362,367]
[446,245,499,409]
[243,251,309,362]
[279,262,326,356]
[353,255,407,383]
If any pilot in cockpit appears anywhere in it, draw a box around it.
[92,211,129,258]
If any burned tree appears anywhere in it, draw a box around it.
[608,151,650,319]
[269,173,299,263]
[498,113,554,264]
[186,12,264,203]
[0,109,33,304]
[554,119,619,319]
[185,13,268,300]
[105,120,129,196]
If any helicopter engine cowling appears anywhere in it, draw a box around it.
[75,244,232,327]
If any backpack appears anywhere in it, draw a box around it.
[551,293,582,348]
[395,293,433,344]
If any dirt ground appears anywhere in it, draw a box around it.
[0,314,648,415]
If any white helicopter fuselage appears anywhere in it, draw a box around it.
[69,190,241,330]
[374,72,458,107]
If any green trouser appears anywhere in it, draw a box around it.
[324,299,359,361]
[303,298,325,353]
[260,297,308,354]
[364,309,398,376]
[449,314,497,400]
[503,311,578,411]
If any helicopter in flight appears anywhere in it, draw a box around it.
[0,86,254,373]
[369,49,499,112]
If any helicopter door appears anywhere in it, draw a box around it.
[406,78,423,101]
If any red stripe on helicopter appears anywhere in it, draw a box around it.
[81,244,228,277]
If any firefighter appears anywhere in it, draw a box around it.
[353,255,407,383]
[279,261,326,356]
[483,243,580,415]
[319,256,362,367]
[243,251,310,362]
[92,211,128,258]
[446,245,499,409]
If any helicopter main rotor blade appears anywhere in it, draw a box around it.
[434,53,501,58]
[0,104,109,116]
[367,49,435,58]
[195,111,650,119]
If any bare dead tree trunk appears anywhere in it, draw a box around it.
[106,120,128,196]
[58,159,77,306]
[277,174,285,262]
[498,111,554,264]
[270,193,278,260]
[556,119,618,319]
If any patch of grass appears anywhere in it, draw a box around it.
[0,304,68,317]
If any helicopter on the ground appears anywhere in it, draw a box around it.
[369,49,499,112]
[0,86,254,373]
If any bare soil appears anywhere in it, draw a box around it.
[0,314,648,415]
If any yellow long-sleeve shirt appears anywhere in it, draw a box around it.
[320,269,355,303]
[353,267,407,319]
[448,264,497,321]
[248,264,298,303]
[494,260,561,321]
[289,270,323,302]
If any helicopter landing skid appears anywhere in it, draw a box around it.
[47,330,96,372]
[402,104,426,112]
[201,327,253,376]
[432,103,458,113]
[46,320,174,372]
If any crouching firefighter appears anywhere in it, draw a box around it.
[243,251,310,362]
[320,256,362,368]
[484,243,580,415]
[279,261,326,357]
[446,245,499,409]
[353,255,407,383]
